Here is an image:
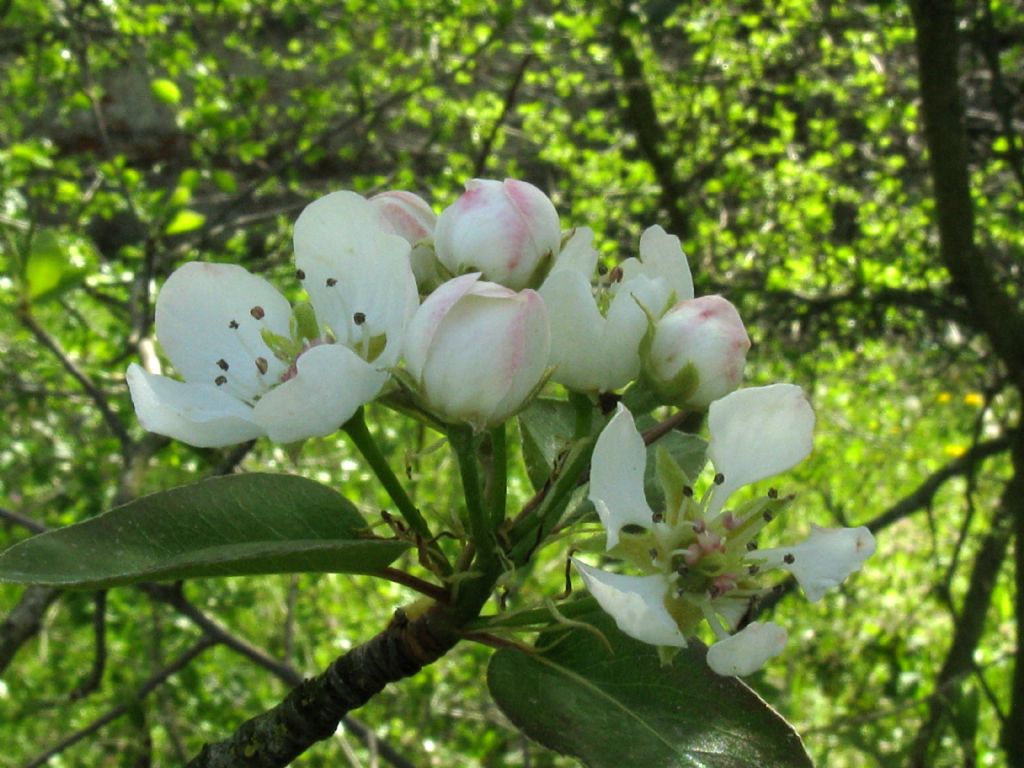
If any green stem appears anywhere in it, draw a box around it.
[569,391,593,439]
[507,434,598,564]
[343,409,433,545]
[488,423,507,529]
[450,425,491,558]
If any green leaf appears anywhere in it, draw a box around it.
[151,78,181,104]
[23,229,85,301]
[0,473,409,589]
[518,398,583,490]
[644,430,707,511]
[164,209,206,235]
[488,609,812,768]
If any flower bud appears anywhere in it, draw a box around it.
[434,179,561,290]
[367,190,441,290]
[643,295,750,408]
[404,273,550,429]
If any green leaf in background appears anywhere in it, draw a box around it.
[0,473,409,588]
[23,229,65,299]
[488,609,812,768]
[164,208,206,234]
[150,77,182,104]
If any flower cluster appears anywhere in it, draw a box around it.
[573,388,875,676]
[126,177,874,676]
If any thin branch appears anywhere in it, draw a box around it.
[22,637,217,768]
[69,590,107,701]
[473,54,534,177]
[17,308,133,453]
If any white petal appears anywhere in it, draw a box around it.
[548,226,598,276]
[589,404,656,550]
[155,262,291,403]
[294,191,418,367]
[758,525,876,603]
[706,621,787,676]
[126,364,264,448]
[572,559,687,647]
[404,273,481,379]
[539,269,606,391]
[618,226,694,302]
[706,384,815,515]
[252,344,386,443]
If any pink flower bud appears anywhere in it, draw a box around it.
[434,179,561,290]
[404,274,551,429]
[644,295,750,408]
[367,190,440,290]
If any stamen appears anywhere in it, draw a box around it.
[353,311,366,325]
[597,263,608,276]
[652,511,664,523]
[255,357,269,375]
[682,485,694,498]
[762,510,773,522]
[783,553,796,564]
[768,488,778,499]
[295,269,306,280]
[714,472,725,485]
[748,565,760,575]
[250,306,265,320]
[608,265,623,283]
[746,541,758,551]
[215,375,227,386]
[217,359,229,371]
[326,277,338,287]
[229,320,239,329]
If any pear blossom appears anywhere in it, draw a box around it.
[539,225,694,394]
[643,295,750,408]
[434,179,561,290]
[403,273,550,430]
[573,388,876,676]
[127,191,418,447]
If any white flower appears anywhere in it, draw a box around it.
[367,190,440,289]
[403,273,550,429]
[539,226,694,394]
[574,390,875,675]
[434,178,561,290]
[127,192,418,447]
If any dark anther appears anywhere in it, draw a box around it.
[353,311,366,325]
[597,263,608,276]
[714,472,725,485]
[255,357,269,375]
[682,485,694,497]
[295,269,306,280]
[652,511,664,523]
[746,541,758,551]
[768,488,778,499]
[748,565,760,575]
[608,265,623,283]
[649,548,658,560]
[215,375,227,386]
[762,510,773,522]
[326,277,338,287]
[783,553,796,564]
[229,319,239,329]
[621,524,647,535]
[216,359,229,371]
[250,306,265,320]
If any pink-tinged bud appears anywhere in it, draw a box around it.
[368,190,440,290]
[644,295,750,408]
[434,179,561,290]
[404,274,550,429]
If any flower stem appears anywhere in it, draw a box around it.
[488,423,507,529]
[450,425,492,558]
[344,409,434,546]
[569,390,593,439]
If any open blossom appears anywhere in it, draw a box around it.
[539,225,694,394]
[403,273,550,430]
[127,191,418,447]
[434,179,561,290]
[573,387,875,676]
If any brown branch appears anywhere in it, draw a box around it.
[0,585,60,674]
[473,54,534,177]
[186,604,460,767]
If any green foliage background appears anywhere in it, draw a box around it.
[1,0,1022,765]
